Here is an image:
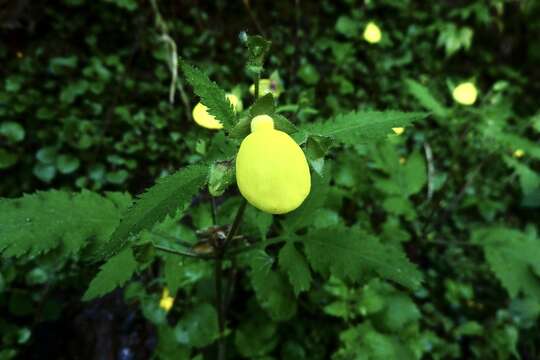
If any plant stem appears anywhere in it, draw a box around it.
[254,72,260,99]
[214,199,247,360]
[224,199,248,248]
[153,244,214,260]
[215,255,225,360]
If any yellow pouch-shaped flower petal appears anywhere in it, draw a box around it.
[452,82,478,105]
[236,115,311,214]
[192,94,242,130]
[363,22,382,44]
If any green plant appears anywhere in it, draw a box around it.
[0,33,427,358]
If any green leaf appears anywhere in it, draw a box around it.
[0,190,129,258]
[56,154,80,174]
[279,241,312,296]
[302,226,422,290]
[235,314,277,357]
[472,227,540,301]
[99,164,208,259]
[33,163,56,183]
[180,60,236,130]
[304,111,427,145]
[83,248,137,301]
[335,16,360,38]
[245,250,297,321]
[175,303,219,348]
[0,122,25,143]
[282,171,330,233]
[404,79,448,117]
[0,149,18,169]
[249,93,275,118]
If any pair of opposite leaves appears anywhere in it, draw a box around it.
[193,97,310,215]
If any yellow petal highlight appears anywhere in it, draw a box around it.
[513,149,525,158]
[159,288,174,312]
[363,22,382,44]
[392,127,405,135]
[236,115,311,214]
[192,94,242,130]
[452,82,478,105]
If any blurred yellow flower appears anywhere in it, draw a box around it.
[249,79,282,98]
[363,22,382,44]
[236,115,311,214]
[452,82,478,105]
[513,149,525,158]
[399,157,406,165]
[159,288,174,312]
[392,127,405,135]
[192,94,242,130]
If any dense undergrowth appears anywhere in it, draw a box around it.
[1,1,540,359]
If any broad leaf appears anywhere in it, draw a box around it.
[279,241,312,296]
[0,190,129,258]
[472,227,540,301]
[302,226,422,290]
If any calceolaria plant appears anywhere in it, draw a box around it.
[0,34,428,358]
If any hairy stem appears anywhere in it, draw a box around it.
[214,199,247,360]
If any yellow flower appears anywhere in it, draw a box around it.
[236,115,311,214]
[399,157,406,165]
[192,94,242,130]
[452,82,478,105]
[392,127,405,135]
[159,288,174,312]
[513,149,525,158]
[249,79,282,98]
[363,22,382,44]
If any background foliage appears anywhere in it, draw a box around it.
[2,0,540,359]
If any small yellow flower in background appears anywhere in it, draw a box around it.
[159,288,174,312]
[392,127,405,135]
[192,94,242,130]
[249,79,282,98]
[227,93,243,112]
[363,22,382,44]
[236,115,311,214]
[513,149,525,158]
[16,51,23,59]
[452,82,478,105]
[399,157,406,165]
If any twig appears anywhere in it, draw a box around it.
[150,0,193,121]
[153,244,214,260]
[424,142,435,201]
[242,0,266,37]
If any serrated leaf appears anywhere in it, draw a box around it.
[245,250,297,321]
[99,164,208,259]
[180,60,236,130]
[279,241,312,296]
[0,190,128,258]
[249,93,275,118]
[302,226,422,290]
[472,227,540,301]
[304,111,427,145]
[175,303,219,348]
[83,248,137,301]
[404,79,448,117]
[282,171,330,233]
